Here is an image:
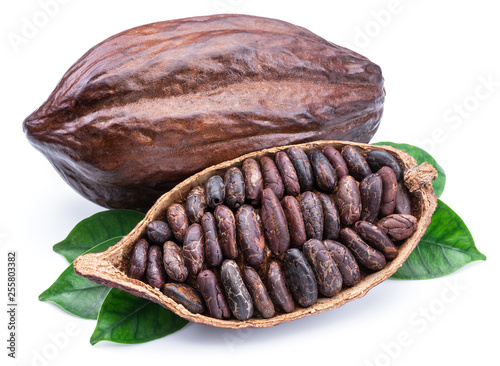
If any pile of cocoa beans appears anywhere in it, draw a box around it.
[127,145,418,321]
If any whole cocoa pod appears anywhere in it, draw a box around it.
[23,14,384,211]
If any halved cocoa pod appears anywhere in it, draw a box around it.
[74,140,437,329]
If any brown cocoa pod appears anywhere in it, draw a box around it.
[323,240,361,287]
[281,196,307,248]
[166,203,189,243]
[341,146,372,181]
[354,221,398,261]
[224,167,246,211]
[308,149,337,192]
[206,175,225,209]
[260,156,285,201]
[366,149,403,181]
[162,283,205,314]
[287,147,314,192]
[197,270,231,320]
[378,166,398,217]
[322,145,349,179]
[242,266,275,319]
[318,193,340,240]
[300,191,324,240]
[235,205,265,266]
[186,186,207,224]
[377,214,418,241]
[275,151,301,197]
[283,248,318,307]
[336,175,361,225]
[303,239,342,298]
[359,173,383,223]
[201,212,223,267]
[146,244,166,289]
[242,158,263,206]
[395,182,412,215]
[24,14,384,211]
[214,205,238,259]
[220,260,254,321]
[267,260,294,313]
[162,241,188,282]
[146,220,172,245]
[261,188,290,255]
[128,239,149,280]
[339,228,386,272]
[183,224,205,276]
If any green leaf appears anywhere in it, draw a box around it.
[53,209,144,262]
[373,141,446,197]
[39,237,122,319]
[392,200,486,279]
[90,289,189,345]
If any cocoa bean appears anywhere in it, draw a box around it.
[214,205,238,259]
[162,282,205,314]
[162,241,188,282]
[261,188,290,255]
[221,260,254,321]
[197,270,231,319]
[378,166,398,217]
[322,145,349,179]
[318,193,340,240]
[336,175,361,226]
[186,186,207,224]
[183,223,205,276]
[201,212,223,267]
[359,173,382,223]
[300,191,324,240]
[242,158,263,206]
[260,156,285,201]
[267,260,294,313]
[341,145,372,181]
[206,175,225,209]
[377,214,418,241]
[303,239,342,297]
[146,244,166,289]
[308,149,337,192]
[224,167,246,211]
[354,221,398,260]
[235,205,265,266]
[146,220,172,245]
[128,238,149,280]
[281,195,307,248]
[395,182,412,215]
[283,248,318,307]
[339,228,386,271]
[275,151,301,197]
[166,203,189,242]
[242,266,275,319]
[366,149,403,181]
[323,240,361,287]
[287,147,314,192]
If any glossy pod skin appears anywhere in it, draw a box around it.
[287,147,314,192]
[377,214,418,241]
[242,158,263,206]
[283,248,318,307]
[366,149,403,181]
[308,149,337,192]
[166,203,189,242]
[201,212,223,267]
[267,260,294,313]
[162,241,188,282]
[339,228,386,272]
[146,244,166,289]
[197,270,231,320]
[162,283,205,314]
[128,238,149,280]
[303,239,342,298]
[206,175,225,209]
[146,220,173,245]
[186,186,207,224]
[183,224,205,276]
[323,240,361,287]
[341,145,372,181]
[318,193,340,240]
[260,156,285,201]
[281,196,307,248]
[235,205,265,266]
[221,260,254,321]
[224,167,246,211]
[214,205,238,259]
[300,191,324,240]
[359,173,382,223]
[322,145,349,179]
[242,266,275,319]
[261,188,290,255]
[354,221,398,261]
[336,175,361,226]
[378,166,398,217]
[275,151,301,197]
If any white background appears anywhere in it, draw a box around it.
[1,1,498,365]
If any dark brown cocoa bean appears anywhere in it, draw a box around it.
[318,193,340,240]
[275,151,300,197]
[378,166,398,217]
[260,156,285,201]
[183,223,205,276]
[242,266,275,319]
[242,158,263,206]
[214,205,238,259]
[224,167,246,211]
[197,269,231,319]
[303,239,342,297]
[336,175,361,226]
[359,173,382,223]
[146,220,173,245]
[354,221,398,260]
[322,145,349,179]
[300,191,324,240]
[287,147,314,192]
[166,203,189,242]
[162,282,205,314]
[206,175,225,209]
[341,145,372,181]
[323,240,361,287]
[220,260,254,320]
[186,186,207,224]
[267,260,294,313]
[308,149,337,192]
[377,214,418,241]
[128,238,149,280]
[339,228,386,271]
[283,248,318,307]
[146,244,166,289]
[235,205,265,266]
[163,241,188,282]
[395,182,412,215]
[261,188,290,255]
[281,196,307,249]
[201,212,223,267]
[366,149,403,181]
